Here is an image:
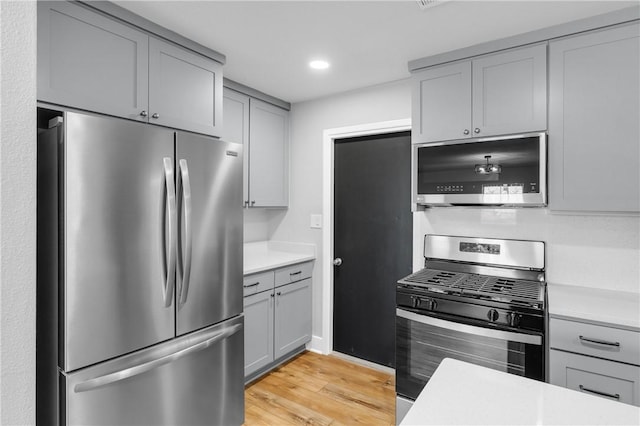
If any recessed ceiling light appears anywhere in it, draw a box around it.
[309,60,330,70]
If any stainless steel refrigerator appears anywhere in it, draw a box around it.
[37,109,244,425]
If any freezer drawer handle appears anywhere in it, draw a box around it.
[74,323,242,393]
[161,158,177,308]
[177,159,193,305]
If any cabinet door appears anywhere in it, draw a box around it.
[38,1,148,121]
[223,88,250,205]
[472,43,547,137]
[550,349,640,406]
[412,61,471,143]
[149,38,223,137]
[549,23,640,212]
[248,99,289,207]
[244,291,274,377]
[274,279,312,359]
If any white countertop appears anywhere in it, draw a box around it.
[243,241,316,275]
[401,358,640,426]
[548,283,640,331]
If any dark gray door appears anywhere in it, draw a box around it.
[333,131,412,368]
[175,133,243,335]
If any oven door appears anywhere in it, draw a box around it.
[395,308,544,401]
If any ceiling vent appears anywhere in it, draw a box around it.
[416,0,450,10]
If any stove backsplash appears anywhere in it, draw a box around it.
[414,208,639,293]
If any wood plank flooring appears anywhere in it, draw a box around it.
[244,351,395,425]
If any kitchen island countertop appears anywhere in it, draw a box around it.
[401,358,640,425]
[243,241,316,275]
[548,283,640,331]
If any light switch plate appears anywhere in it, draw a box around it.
[310,214,322,229]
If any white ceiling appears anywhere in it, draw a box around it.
[114,1,637,103]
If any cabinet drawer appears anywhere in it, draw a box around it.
[243,271,274,297]
[275,262,313,287]
[550,318,640,365]
[550,349,640,406]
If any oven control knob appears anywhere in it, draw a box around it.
[424,298,437,311]
[487,309,500,322]
[507,312,521,328]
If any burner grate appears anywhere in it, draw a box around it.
[404,269,463,287]
[400,268,543,305]
[482,277,542,300]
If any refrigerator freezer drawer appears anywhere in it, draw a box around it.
[60,315,244,426]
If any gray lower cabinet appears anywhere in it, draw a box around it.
[412,43,547,143]
[274,279,312,359]
[549,317,640,406]
[37,1,223,137]
[549,22,640,213]
[243,262,312,379]
[243,290,274,376]
[223,88,290,208]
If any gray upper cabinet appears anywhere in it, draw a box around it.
[549,22,640,213]
[412,61,471,143]
[472,43,547,137]
[223,89,289,208]
[412,43,547,143]
[38,1,149,122]
[149,38,222,137]
[222,89,250,205]
[38,1,223,137]
[249,99,289,208]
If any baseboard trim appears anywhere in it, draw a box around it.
[307,335,327,354]
[331,351,395,375]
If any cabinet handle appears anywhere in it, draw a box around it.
[474,128,480,134]
[579,385,620,400]
[463,129,470,135]
[250,200,256,206]
[140,110,148,117]
[152,113,160,119]
[579,335,620,348]
[243,282,259,288]
[276,292,281,296]
[289,271,302,276]
[270,293,274,298]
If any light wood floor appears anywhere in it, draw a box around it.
[244,351,395,425]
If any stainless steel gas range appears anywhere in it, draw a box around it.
[395,235,547,423]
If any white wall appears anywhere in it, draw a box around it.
[415,209,640,293]
[0,1,37,424]
[269,79,413,340]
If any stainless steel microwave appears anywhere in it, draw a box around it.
[413,133,547,206]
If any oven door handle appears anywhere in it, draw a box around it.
[396,308,542,346]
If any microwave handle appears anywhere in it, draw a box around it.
[396,308,542,346]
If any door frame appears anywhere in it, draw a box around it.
[318,118,411,355]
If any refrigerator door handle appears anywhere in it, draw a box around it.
[73,322,242,394]
[162,157,177,308]
[177,159,193,304]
